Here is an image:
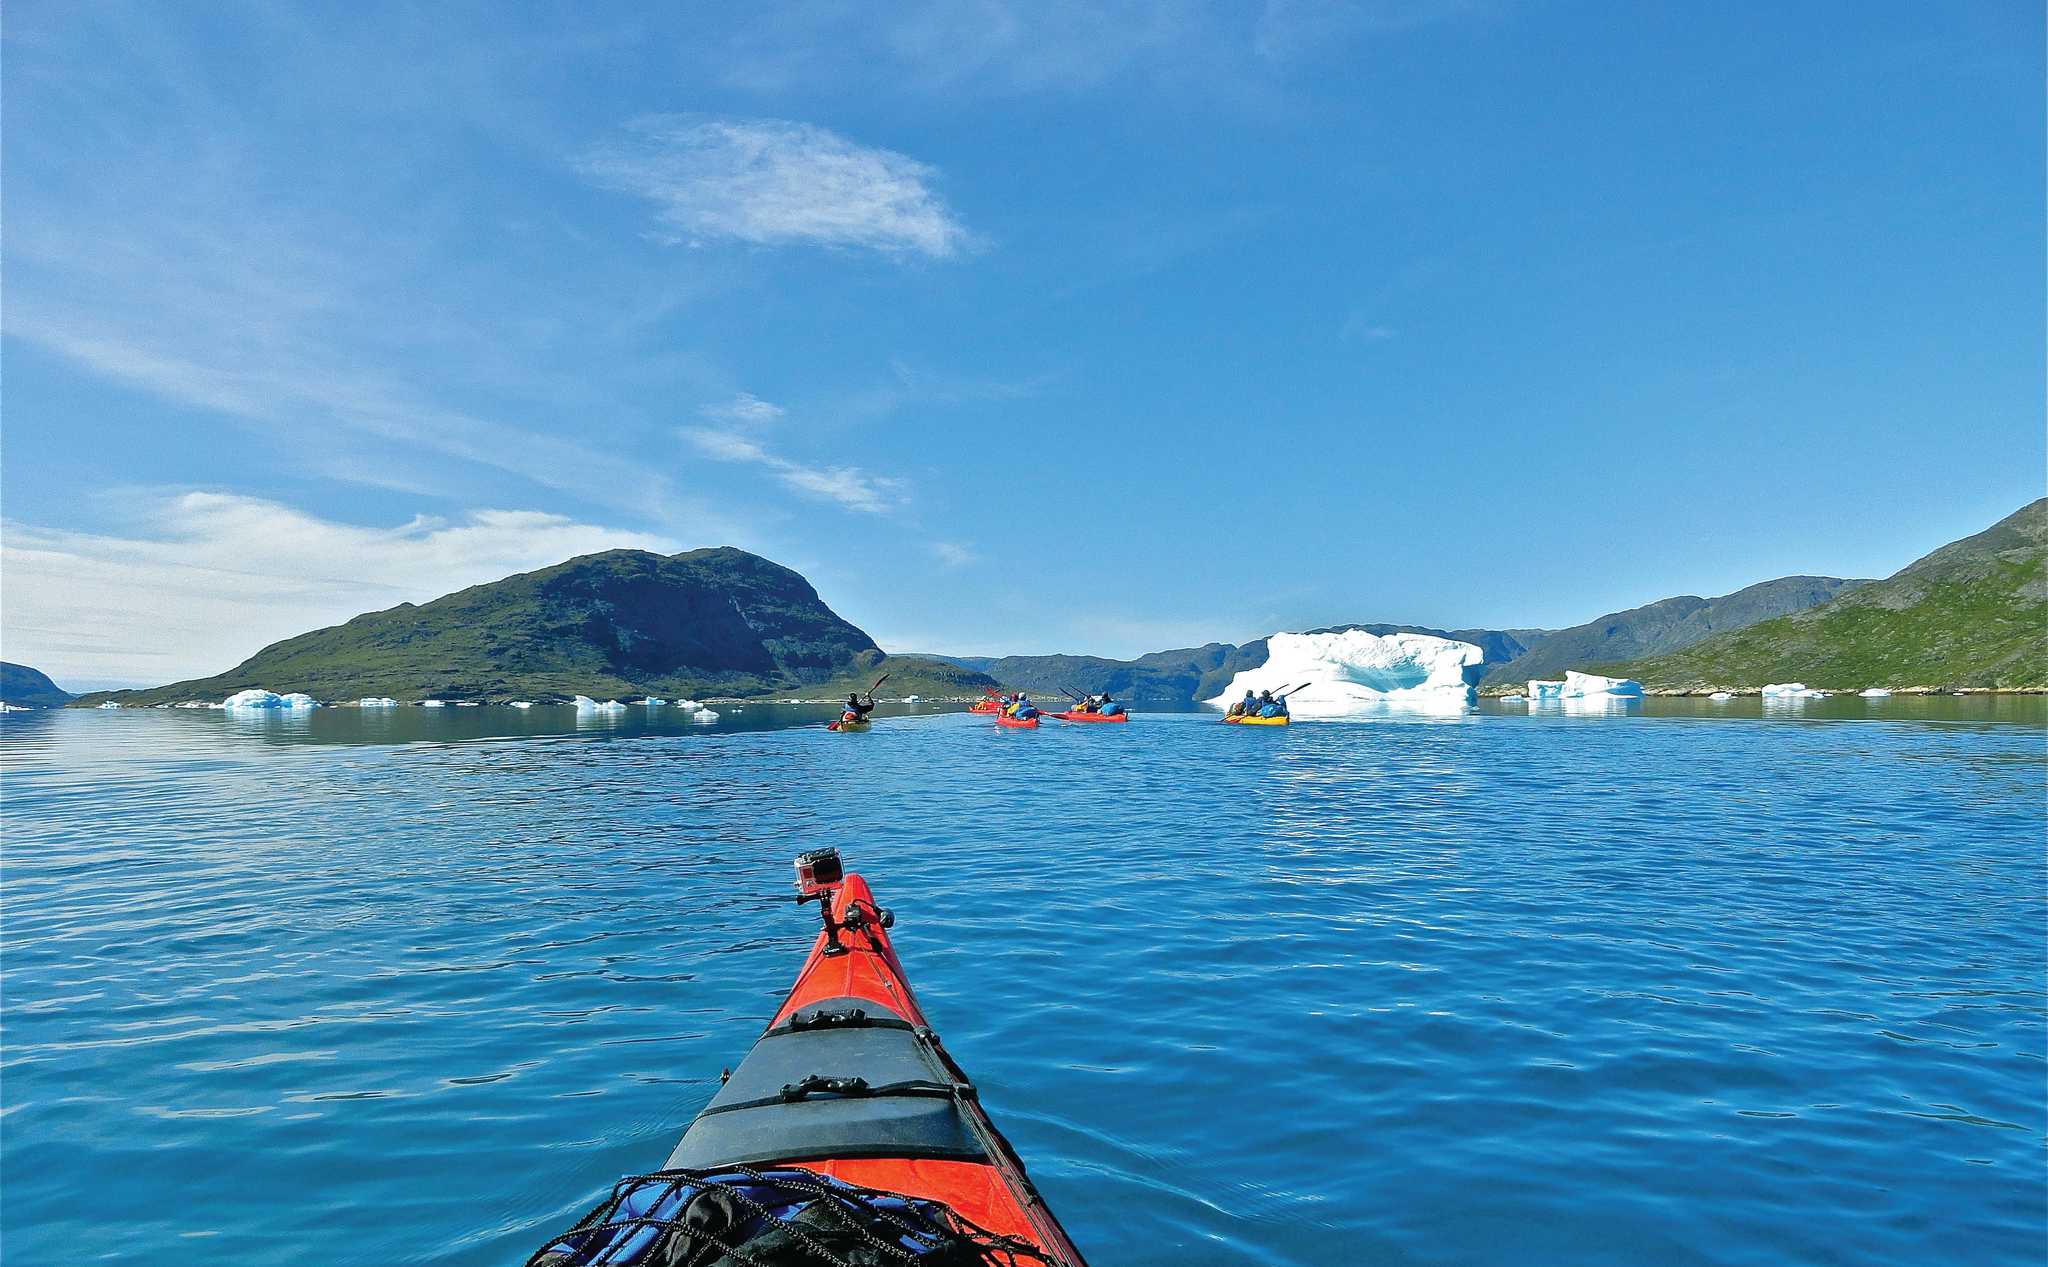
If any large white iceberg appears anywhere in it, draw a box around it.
[1562,671,1643,698]
[223,689,319,710]
[1206,630,1484,713]
[1527,680,1565,700]
[691,708,720,723]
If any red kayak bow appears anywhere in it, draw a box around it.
[994,714,1040,728]
[1048,711,1127,723]
[649,851,1087,1264]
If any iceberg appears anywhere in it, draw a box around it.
[223,689,318,710]
[455,700,481,707]
[356,697,398,708]
[1562,671,1644,698]
[904,694,921,703]
[691,708,720,723]
[1526,680,1565,700]
[1858,688,1892,698]
[572,695,598,710]
[419,699,446,708]
[95,701,123,710]
[1760,682,1825,699]
[1500,693,1526,702]
[508,701,534,709]
[1708,692,1733,701]
[644,697,667,707]
[675,698,702,711]
[1206,630,1484,713]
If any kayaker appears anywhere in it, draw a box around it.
[1232,688,1259,718]
[844,692,874,723]
[1258,689,1287,718]
[1098,692,1124,716]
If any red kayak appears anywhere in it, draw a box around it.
[994,713,1040,728]
[1049,711,1127,723]
[528,849,1086,1266]
[967,701,1001,714]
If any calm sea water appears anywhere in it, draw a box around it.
[3,699,2043,1265]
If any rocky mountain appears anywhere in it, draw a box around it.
[1480,576,1867,688]
[1611,499,2047,690]
[0,662,74,709]
[77,547,992,705]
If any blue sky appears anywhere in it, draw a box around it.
[4,1,2041,687]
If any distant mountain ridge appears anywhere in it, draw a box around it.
[79,548,992,705]
[1610,499,2047,690]
[1479,576,1868,688]
[1,662,73,709]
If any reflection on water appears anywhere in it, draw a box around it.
[1,699,2043,1266]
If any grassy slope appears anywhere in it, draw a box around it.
[1608,499,2047,690]
[77,548,993,704]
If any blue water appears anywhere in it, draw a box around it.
[3,700,2043,1265]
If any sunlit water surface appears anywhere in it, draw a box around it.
[4,698,2043,1265]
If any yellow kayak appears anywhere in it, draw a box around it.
[1223,713,1290,726]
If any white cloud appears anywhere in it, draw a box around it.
[582,116,974,258]
[929,541,977,567]
[684,428,905,514]
[0,493,679,685]
[700,391,787,426]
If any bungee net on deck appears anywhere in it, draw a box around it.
[527,1166,1058,1267]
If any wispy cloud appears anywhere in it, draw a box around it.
[582,116,975,258]
[929,541,978,567]
[0,493,679,685]
[685,393,908,514]
[685,427,906,514]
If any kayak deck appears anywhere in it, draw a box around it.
[1223,713,1290,725]
[658,872,1084,1264]
[1050,711,1127,723]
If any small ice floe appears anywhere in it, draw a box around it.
[904,694,921,703]
[691,708,720,723]
[1760,682,1826,699]
[644,697,667,707]
[0,701,29,712]
[95,701,124,709]
[572,695,598,710]
[1858,688,1892,698]
[1501,694,1526,702]
[1708,692,1734,701]
[784,698,802,704]
[455,701,481,708]
[1562,671,1644,698]
[419,699,446,708]
[1526,680,1565,700]
[175,701,213,709]
[223,689,319,710]
[674,699,702,711]
[508,701,534,709]
[356,697,398,708]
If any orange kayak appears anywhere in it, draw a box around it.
[994,713,1040,728]
[530,853,1087,1265]
[1050,711,1128,723]
[967,700,1001,714]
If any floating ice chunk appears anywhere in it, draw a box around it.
[674,699,702,711]
[1708,692,1734,701]
[572,696,598,710]
[1208,630,1484,713]
[1500,694,1526,702]
[598,699,627,712]
[691,708,720,723]
[1760,682,1825,699]
[95,700,124,709]
[356,697,398,708]
[223,689,318,710]
[785,698,802,704]
[508,701,534,709]
[1858,688,1892,698]
[419,699,446,708]
[455,701,481,707]
[1562,671,1644,698]
[1526,680,1565,700]
[904,694,921,703]
[644,697,667,707]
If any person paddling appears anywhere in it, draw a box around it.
[844,691,875,725]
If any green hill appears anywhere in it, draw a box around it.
[1608,499,2047,690]
[0,662,74,709]
[1480,576,1865,688]
[76,547,995,705]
